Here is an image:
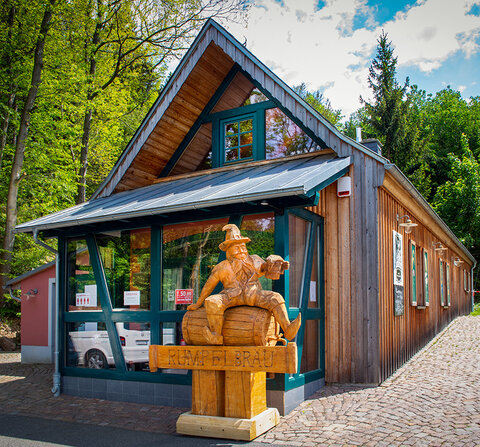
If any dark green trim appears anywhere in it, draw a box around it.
[206,100,275,121]
[86,235,127,373]
[159,64,240,178]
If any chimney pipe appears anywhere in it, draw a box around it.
[356,127,362,142]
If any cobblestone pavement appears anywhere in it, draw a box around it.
[1,316,479,446]
[258,316,480,446]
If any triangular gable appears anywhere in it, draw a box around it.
[92,19,386,200]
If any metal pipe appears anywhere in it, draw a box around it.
[6,285,21,302]
[32,230,60,397]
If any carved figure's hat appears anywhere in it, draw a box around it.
[219,224,251,251]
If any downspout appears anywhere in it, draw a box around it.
[33,229,60,397]
[471,259,477,312]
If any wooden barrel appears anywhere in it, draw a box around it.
[182,306,280,346]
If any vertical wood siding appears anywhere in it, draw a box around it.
[378,186,472,382]
[308,153,381,384]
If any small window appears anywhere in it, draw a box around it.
[439,259,445,306]
[423,248,430,306]
[446,263,451,306]
[223,117,254,163]
[409,240,417,306]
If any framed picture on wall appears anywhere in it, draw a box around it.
[410,240,417,306]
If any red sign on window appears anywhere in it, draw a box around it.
[175,289,194,304]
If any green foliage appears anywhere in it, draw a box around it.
[0,294,21,319]
[360,30,412,168]
[294,83,343,125]
[433,137,480,253]
[471,302,480,316]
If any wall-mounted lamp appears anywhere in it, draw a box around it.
[432,242,447,254]
[26,288,38,299]
[397,214,418,234]
[454,257,464,267]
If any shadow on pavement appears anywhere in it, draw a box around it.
[0,414,283,447]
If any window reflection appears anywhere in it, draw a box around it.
[162,218,229,310]
[66,321,150,371]
[96,229,151,310]
[289,215,310,307]
[240,213,275,291]
[66,239,100,311]
[266,108,321,159]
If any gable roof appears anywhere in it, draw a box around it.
[91,19,387,200]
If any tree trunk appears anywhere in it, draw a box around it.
[0,5,17,174]
[0,92,15,173]
[76,12,102,204]
[0,1,55,292]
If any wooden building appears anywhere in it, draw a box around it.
[17,20,475,414]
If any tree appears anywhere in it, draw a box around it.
[433,135,480,285]
[0,0,56,292]
[360,30,411,168]
[294,83,343,126]
[73,0,246,204]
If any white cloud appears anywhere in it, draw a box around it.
[220,0,480,117]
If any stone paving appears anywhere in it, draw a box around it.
[1,315,479,445]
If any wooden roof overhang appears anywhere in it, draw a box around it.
[16,153,351,237]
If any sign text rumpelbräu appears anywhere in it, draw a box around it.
[149,343,297,374]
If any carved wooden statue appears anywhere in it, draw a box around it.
[186,224,301,344]
[149,224,300,441]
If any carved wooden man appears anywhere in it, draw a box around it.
[187,224,301,345]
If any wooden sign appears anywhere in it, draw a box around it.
[149,343,297,374]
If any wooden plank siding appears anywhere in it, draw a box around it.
[378,179,473,383]
[308,153,382,384]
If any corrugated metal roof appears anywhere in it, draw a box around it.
[16,154,350,233]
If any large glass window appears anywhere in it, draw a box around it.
[289,215,310,307]
[301,320,320,373]
[266,108,321,159]
[240,213,275,290]
[66,239,100,311]
[66,321,150,371]
[162,218,229,310]
[96,229,151,310]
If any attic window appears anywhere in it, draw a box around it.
[266,108,321,159]
[243,88,268,106]
[223,116,254,163]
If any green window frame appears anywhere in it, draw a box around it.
[410,240,417,306]
[423,248,429,306]
[59,207,324,392]
[221,114,255,164]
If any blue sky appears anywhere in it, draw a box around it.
[222,0,480,117]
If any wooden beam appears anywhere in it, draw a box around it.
[149,343,297,374]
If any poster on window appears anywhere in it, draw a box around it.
[124,290,141,306]
[175,289,194,305]
[76,284,97,307]
[393,231,403,286]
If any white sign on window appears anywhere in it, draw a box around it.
[84,284,97,307]
[168,291,175,302]
[124,290,141,306]
[76,293,91,306]
[309,281,317,302]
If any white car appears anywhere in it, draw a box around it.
[68,322,150,370]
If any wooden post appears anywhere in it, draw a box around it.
[192,370,225,416]
[224,371,266,419]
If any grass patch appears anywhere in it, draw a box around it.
[471,303,480,316]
